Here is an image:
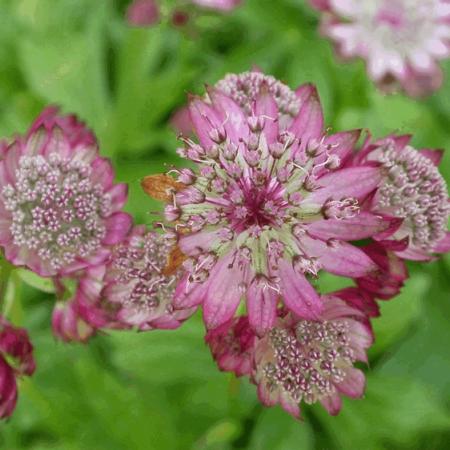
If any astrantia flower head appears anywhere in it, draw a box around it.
[312,0,450,96]
[353,136,450,260]
[0,316,35,419]
[0,107,132,277]
[145,75,396,333]
[126,0,160,27]
[77,226,196,332]
[253,297,373,418]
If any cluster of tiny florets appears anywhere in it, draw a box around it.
[375,144,449,250]
[262,320,354,404]
[2,153,111,271]
[110,231,177,314]
[216,71,301,118]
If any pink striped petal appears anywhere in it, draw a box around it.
[247,277,278,336]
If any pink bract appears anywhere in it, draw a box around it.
[73,226,197,332]
[0,316,35,419]
[311,0,450,96]
[0,107,132,277]
[162,73,397,333]
[253,297,373,418]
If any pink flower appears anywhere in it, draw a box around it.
[253,297,373,418]
[0,316,35,419]
[150,74,394,333]
[76,226,197,332]
[312,0,450,96]
[350,135,450,261]
[191,0,242,11]
[205,315,256,376]
[126,0,160,27]
[0,107,132,277]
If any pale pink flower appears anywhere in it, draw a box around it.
[75,226,196,332]
[0,107,132,277]
[312,0,450,96]
[253,297,373,418]
[155,75,397,333]
[350,135,450,261]
[191,0,242,12]
[0,316,35,419]
[126,0,160,27]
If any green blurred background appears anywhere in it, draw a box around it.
[0,0,449,449]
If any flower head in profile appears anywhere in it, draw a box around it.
[351,135,450,261]
[312,0,450,96]
[144,73,394,333]
[253,297,373,418]
[0,316,35,419]
[72,226,196,333]
[0,107,132,277]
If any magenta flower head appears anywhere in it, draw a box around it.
[0,107,132,277]
[126,0,160,27]
[0,316,35,419]
[351,135,450,261]
[311,0,450,96]
[145,72,395,334]
[253,297,373,418]
[76,226,197,332]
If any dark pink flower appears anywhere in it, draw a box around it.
[311,0,450,96]
[0,107,132,277]
[205,315,256,376]
[350,135,450,261]
[0,316,35,419]
[126,0,160,27]
[152,74,393,333]
[253,297,373,418]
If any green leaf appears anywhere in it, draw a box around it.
[17,269,55,294]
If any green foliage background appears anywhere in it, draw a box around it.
[0,0,449,449]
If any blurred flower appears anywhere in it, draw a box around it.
[311,0,450,96]
[350,135,450,261]
[0,107,132,277]
[64,226,196,335]
[144,75,399,333]
[0,316,35,419]
[253,297,372,418]
[126,0,160,27]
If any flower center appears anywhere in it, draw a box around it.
[224,180,288,232]
[261,320,354,404]
[2,154,111,271]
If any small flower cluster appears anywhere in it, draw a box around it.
[126,0,242,28]
[0,70,448,421]
[309,0,450,96]
[145,70,449,417]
